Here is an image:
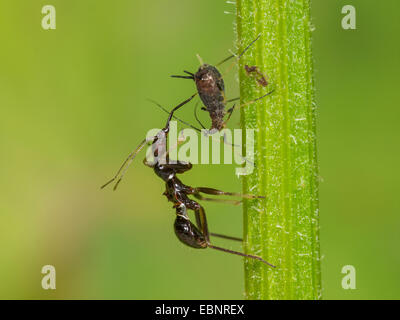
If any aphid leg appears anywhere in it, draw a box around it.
[194,205,275,267]
[194,101,206,129]
[219,35,263,76]
[225,97,240,104]
[223,104,236,127]
[234,89,275,110]
[215,34,261,67]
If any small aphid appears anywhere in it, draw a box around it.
[101,97,275,268]
[245,65,269,87]
[171,35,273,132]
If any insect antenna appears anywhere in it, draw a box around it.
[101,138,150,190]
[171,69,195,80]
[184,71,195,77]
[170,75,194,80]
[233,89,275,110]
[147,98,201,132]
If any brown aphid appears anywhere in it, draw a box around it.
[171,35,267,132]
[245,64,269,87]
[172,63,228,131]
[193,64,226,131]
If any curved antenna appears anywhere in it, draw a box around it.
[184,71,194,77]
[100,138,150,191]
[147,98,201,132]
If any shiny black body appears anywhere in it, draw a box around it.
[143,100,275,267]
[102,95,275,267]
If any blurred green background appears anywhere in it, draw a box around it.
[0,0,399,299]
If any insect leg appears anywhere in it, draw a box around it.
[215,34,261,67]
[193,204,274,267]
[193,193,241,206]
[147,98,202,132]
[194,101,206,129]
[193,187,265,200]
[225,97,240,104]
[234,89,275,110]
[208,244,276,268]
[223,104,236,128]
[210,233,242,242]
[194,205,210,243]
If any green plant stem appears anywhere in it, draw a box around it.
[236,0,321,300]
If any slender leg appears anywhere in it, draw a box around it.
[193,205,275,267]
[159,161,192,174]
[233,90,274,110]
[147,98,201,132]
[208,244,276,268]
[194,205,210,243]
[210,233,242,242]
[226,97,240,103]
[215,34,261,67]
[223,104,236,127]
[193,193,241,206]
[194,101,206,129]
[193,187,265,200]
[100,138,151,190]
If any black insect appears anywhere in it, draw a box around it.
[171,35,273,132]
[101,96,275,267]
